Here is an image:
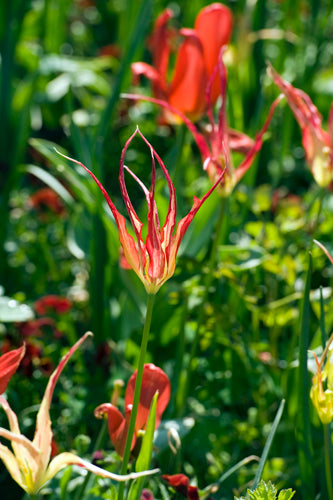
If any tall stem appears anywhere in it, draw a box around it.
[324,423,333,500]
[118,293,155,500]
[177,198,226,415]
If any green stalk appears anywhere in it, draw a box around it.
[296,253,314,500]
[324,424,333,500]
[118,293,155,500]
[177,197,226,416]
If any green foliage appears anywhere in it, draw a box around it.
[234,480,295,500]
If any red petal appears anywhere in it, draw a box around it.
[57,150,144,282]
[162,474,189,497]
[169,167,225,265]
[94,403,128,456]
[195,3,233,102]
[169,29,207,121]
[131,62,167,100]
[228,129,255,154]
[235,94,283,184]
[125,364,170,435]
[148,9,174,82]
[188,485,200,500]
[0,345,25,394]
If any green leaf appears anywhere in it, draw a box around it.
[24,164,75,206]
[253,399,285,488]
[128,392,158,500]
[296,253,315,499]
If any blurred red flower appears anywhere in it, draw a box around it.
[163,474,199,499]
[34,296,72,316]
[29,188,65,215]
[132,3,232,122]
[268,64,333,187]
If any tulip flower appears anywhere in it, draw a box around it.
[94,363,170,457]
[268,64,333,187]
[132,3,232,121]
[0,333,158,494]
[125,56,281,196]
[58,128,224,294]
[0,345,25,394]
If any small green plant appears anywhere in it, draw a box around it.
[235,480,295,500]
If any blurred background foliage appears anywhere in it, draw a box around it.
[1,0,333,498]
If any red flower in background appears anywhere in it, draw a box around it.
[18,318,58,338]
[34,296,72,316]
[94,363,170,457]
[0,345,25,394]
[59,128,224,294]
[29,188,66,215]
[126,55,281,196]
[141,490,154,500]
[163,474,199,500]
[132,3,232,121]
[268,64,333,187]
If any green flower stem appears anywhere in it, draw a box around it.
[177,197,226,416]
[118,293,155,500]
[324,423,333,500]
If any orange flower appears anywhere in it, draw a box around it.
[132,3,232,121]
[0,345,25,394]
[125,56,281,196]
[94,364,170,457]
[268,64,333,187]
[59,128,224,294]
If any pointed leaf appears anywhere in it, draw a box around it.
[128,392,158,500]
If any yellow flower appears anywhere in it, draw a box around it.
[310,346,333,424]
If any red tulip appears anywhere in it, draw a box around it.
[132,3,232,121]
[125,55,281,196]
[59,128,224,294]
[0,345,25,394]
[268,64,333,187]
[94,363,170,457]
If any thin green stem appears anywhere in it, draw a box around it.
[324,424,333,500]
[118,293,155,500]
[177,197,226,415]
